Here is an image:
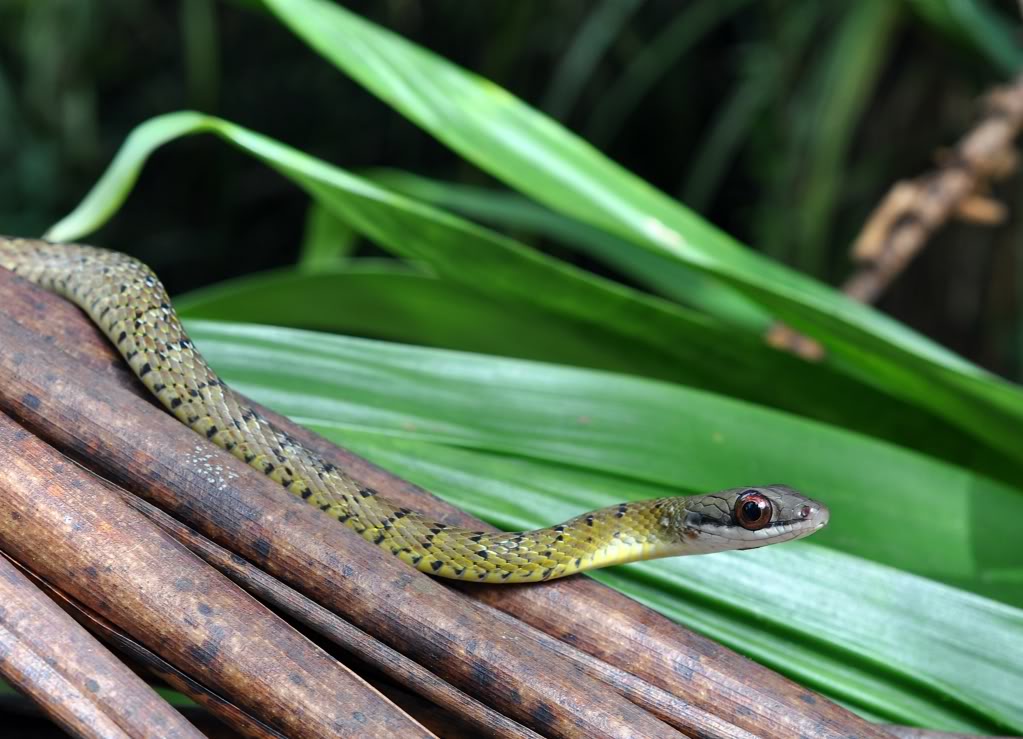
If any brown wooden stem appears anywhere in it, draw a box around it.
[0,268,681,738]
[0,551,206,739]
[0,413,429,738]
[113,484,542,739]
[3,556,287,739]
[0,264,892,738]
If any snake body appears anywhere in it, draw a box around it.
[0,237,829,582]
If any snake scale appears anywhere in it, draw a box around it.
[0,237,829,583]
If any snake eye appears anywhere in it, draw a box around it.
[734,490,772,531]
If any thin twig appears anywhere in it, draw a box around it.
[768,73,1023,360]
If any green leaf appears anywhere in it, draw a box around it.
[185,320,1023,603]
[906,0,1023,74]
[260,0,1023,464]
[756,0,900,275]
[297,201,358,272]
[176,262,680,374]
[585,0,755,146]
[183,318,1023,733]
[540,0,643,120]
[367,168,770,331]
[678,51,775,211]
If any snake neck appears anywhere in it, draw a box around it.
[374,498,688,583]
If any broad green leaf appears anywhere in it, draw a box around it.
[260,0,1023,463]
[184,318,1023,733]
[48,111,1003,475]
[176,262,683,374]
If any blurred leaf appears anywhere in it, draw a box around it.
[585,0,754,146]
[541,0,642,120]
[759,0,900,275]
[180,0,220,112]
[184,318,1023,733]
[906,0,1023,75]
[297,201,358,271]
[678,50,775,211]
[259,0,1023,466]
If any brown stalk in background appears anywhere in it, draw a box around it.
[768,72,1023,360]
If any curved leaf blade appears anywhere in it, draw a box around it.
[47,112,1012,478]
[260,0,1023,462]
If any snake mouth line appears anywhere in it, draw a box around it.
[773,517,825,529]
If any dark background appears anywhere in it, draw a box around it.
[1,0,1020,379]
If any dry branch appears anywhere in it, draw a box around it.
[6,556,287,739]
[0,268,679,738]
[113,485,541,739]
[0,552,205,739]
[118,481,748,738]
[768,72,1023,360]
[0,264,892,738]
[0,413,427,739]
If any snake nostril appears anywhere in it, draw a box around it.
[800,505,811,519]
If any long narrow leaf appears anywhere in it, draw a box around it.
[176,262,681,374]
[367,168,770,331]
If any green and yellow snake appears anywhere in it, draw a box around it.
[0,237,829,583]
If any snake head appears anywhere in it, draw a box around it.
[661,485,829,555]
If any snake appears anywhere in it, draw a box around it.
[0,237,829,583]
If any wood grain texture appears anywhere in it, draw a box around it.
[0,552,205,739]
[0,413,430,739]
[18,569,290,739]
[115,484,543,739]
[0,267,681,738]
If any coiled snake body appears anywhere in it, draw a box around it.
[0,238,829,582]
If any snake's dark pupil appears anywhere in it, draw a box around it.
[742,500,762,521]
